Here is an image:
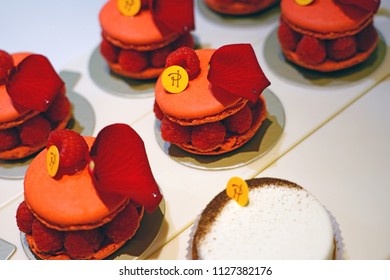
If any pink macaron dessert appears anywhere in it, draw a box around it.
[99,0,196,80]
[277,0,380,72]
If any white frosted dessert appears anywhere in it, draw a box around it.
[192,178,335,260]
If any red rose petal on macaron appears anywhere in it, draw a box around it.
[89,123,162,213]
[337,0,380,13]
[0,49,14,84]
[207,44,270,103]
[151,0,195,34]
[6,54,64,112]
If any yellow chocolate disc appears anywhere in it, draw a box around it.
[161,65,189,94]
[118,0,141,17]
[226,177,249,207]
[46,145,60,177]
[295,0,314,5]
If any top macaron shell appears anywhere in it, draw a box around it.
[155,49,245,123]
[24,137,129,231]
[99,0,179,49]
[281,0,374,38]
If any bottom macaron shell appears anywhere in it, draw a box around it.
[25,231,129,260]
[204,0,279,15]
[25,206,144,260]
[177,95,266,155]
[0,108,72,160]
[0,110,38,130]
[108,62,164,80]
[281,37,378,72]
[165,98,248,127]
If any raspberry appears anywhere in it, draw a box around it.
[47,129,88,173]
[296,35,327,65]
[100,37,120,63]
[278,19,301,51]
[44,93,71,123]
[18,115,52,146]
[356,23,378,52]
[0,128,19,151]
[223,105,252,134]
[165,47,200,79]
[160,117,191,145]
[173,34,195,49]
[0,50,14,84]
[118,49,149,72]
[16,201,35,234]
[327,36,357,61]
[153,101,165,121]
[32,219,64,253]
[103,203,141,243]
[150,45,172,68]
[64,229,103,259]
[191,121,226,151]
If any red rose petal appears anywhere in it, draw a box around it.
[89,124,162,213]
[6,54,64,112]
[337,0,380,13]
[151,0,195,34]
[207,44,270,103]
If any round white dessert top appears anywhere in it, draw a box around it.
[193,178,335,260]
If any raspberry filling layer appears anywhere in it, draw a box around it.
[0,91,71,153]
[278,19,378,66]
[155,98,264,152]
[17,201,142,259]
[100,33,194,73]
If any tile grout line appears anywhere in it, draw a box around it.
[0,192,24,211]
[144,219,196,260]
